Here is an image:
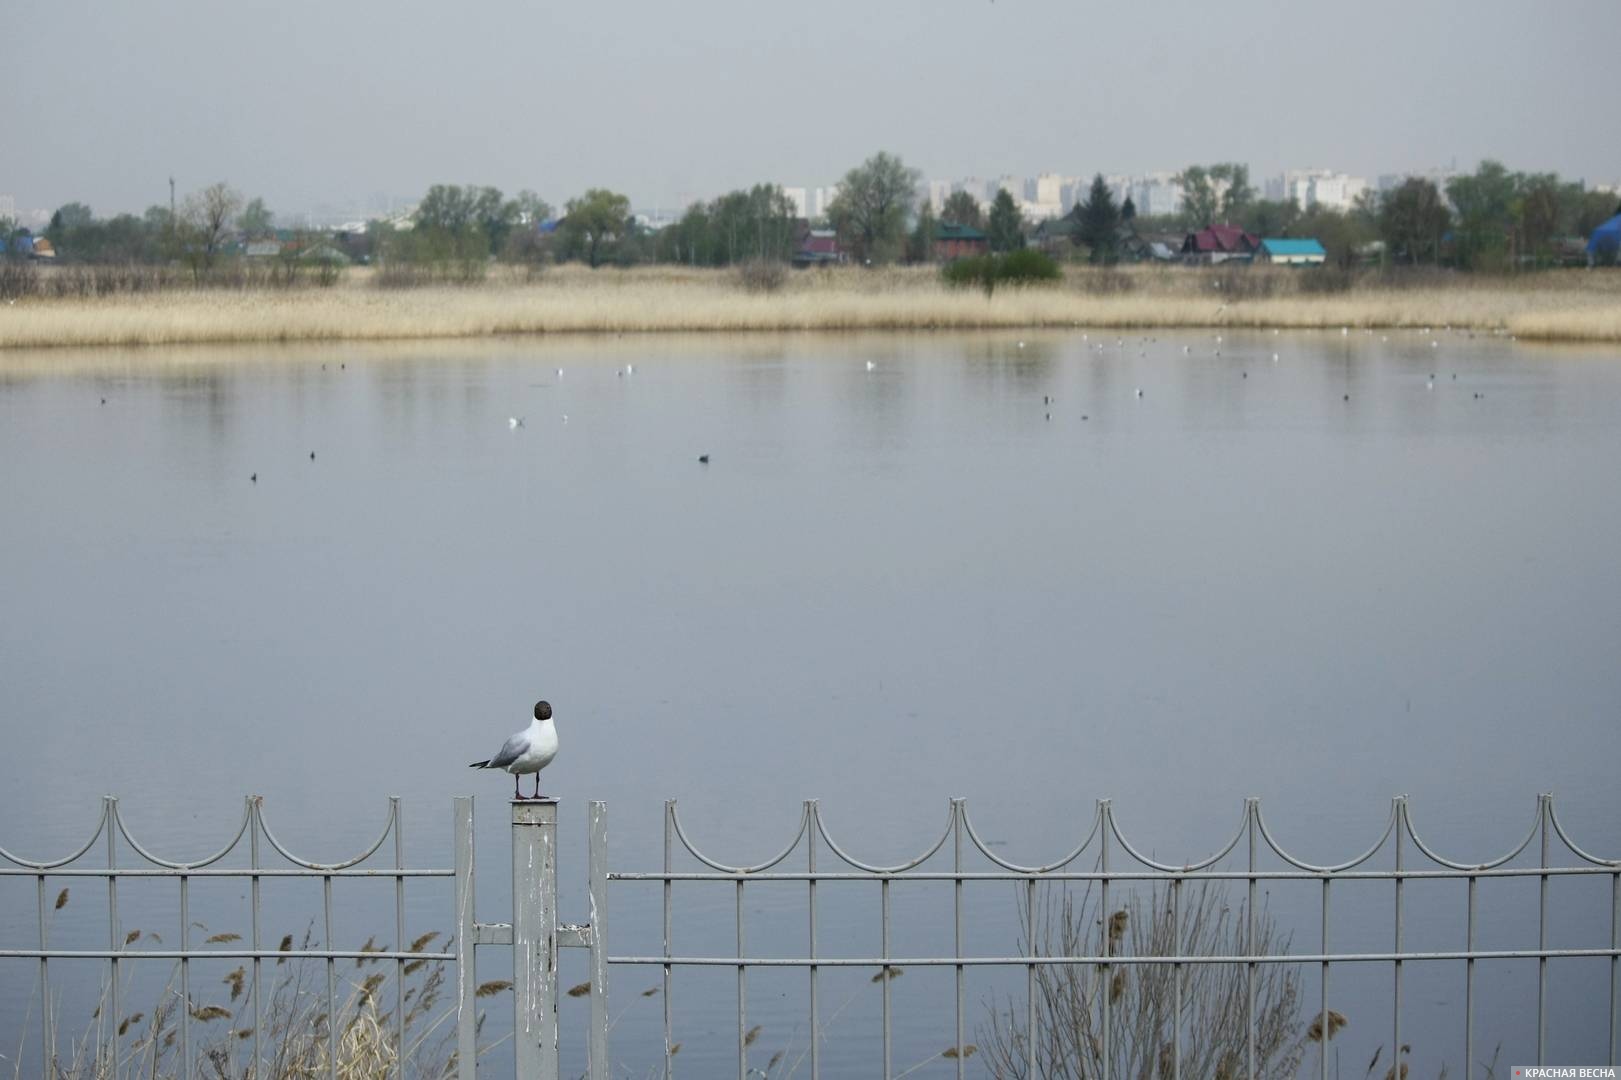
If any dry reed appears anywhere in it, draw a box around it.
[2,265,1617,352]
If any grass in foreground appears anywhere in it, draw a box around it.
[0,264,1618,351]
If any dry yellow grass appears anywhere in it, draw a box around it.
[2,264,1618,351]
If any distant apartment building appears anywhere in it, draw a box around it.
[1128,173,1183,217]
[811,185,841,219]
[1026,173,1063,208]
[1268,169,1369,212]
[782,187,809,219]
[0,194,15,220]
[923,179,952,214]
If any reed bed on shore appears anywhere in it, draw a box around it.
[2,265,1617,350]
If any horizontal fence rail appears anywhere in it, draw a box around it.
[7,793,1617,1079]
[0,795,479,1080]
[597,793,1621,1080]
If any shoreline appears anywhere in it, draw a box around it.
[3,266,1618,351]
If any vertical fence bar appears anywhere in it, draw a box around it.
[808,801,820,1080]
[663,802,674,1080]
[1246,798,1257,1080]
[251,798,263,1077]
[736,878,746,1080]
[1100,800,1111,1080]
[1537,794,1549,1064]
[881,877,891,1080]
[1465,873,1476,1078]
[952,800,964,1080]
[37,874,52,1079]
[106,797,119,1079]
[512,797,559,1080]
[1171,876,1182,1080]
[1393,798,1405,1079]
[393,798,405,1079]
[1025,876,1035,1080]
[588,802,610,1080]
[453,797,476,1080]
[181,873,192,1078]
[324,871,337,1080]
[1320,877,1330,1080]
[1611,870,1618,1066]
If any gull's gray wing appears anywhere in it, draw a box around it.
[487,730,531,769]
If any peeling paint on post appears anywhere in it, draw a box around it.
[513,798,559,1080]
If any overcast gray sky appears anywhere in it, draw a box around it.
[5,0,1617,218]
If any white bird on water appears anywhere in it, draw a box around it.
[470,701,560,800]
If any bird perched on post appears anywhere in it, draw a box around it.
[470,701,559,800]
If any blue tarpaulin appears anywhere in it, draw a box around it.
[1588,214,1621,256]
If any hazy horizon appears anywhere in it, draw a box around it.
[5,0,1618,219]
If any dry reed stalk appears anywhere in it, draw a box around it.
[2,265,1616,350]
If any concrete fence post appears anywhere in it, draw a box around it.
[512,798,559,1080]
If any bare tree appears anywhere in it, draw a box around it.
[181,181,243,275]
[982,880,1308,1079]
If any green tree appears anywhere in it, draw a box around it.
[826,151,919,265]
[180,182,244,274]
[1176,166,1218,229]
[1513,173,1562,264]
[1073,174,1120,263]
[908,200,938,264]
[1447,160,1518,270]
[561,188,632,267]
[238,197,275,236]
[511,190,552,226]
[1243,199,1300,239]
[1379,178,1451,265]
[987,190,1025,253]
[1211,163,1255,221]
[1120,194,1136,223]
[941,190,983,229]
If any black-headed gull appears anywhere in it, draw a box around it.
[470,701,560,800]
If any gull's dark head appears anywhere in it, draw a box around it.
[534,701,552,721]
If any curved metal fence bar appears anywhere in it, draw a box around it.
[1104,799,1251,873]
[253,794,399,870]
[0,796,474,1080]
[956,799,1102,873]
[666,799,810,874]
[1546,797,1621,867]
[1251,797,1399,873]
[603,793,1621,1080]
[111,796,255,870]
[812,801,955,874]
[1400,793,1544,871]
[0,801,109,870]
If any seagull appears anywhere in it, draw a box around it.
[866,360,876,371]
[509,416,524,429]
[698,453,710,464]
[470,701,559,800]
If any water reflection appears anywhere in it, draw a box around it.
[1,329,1618,1072]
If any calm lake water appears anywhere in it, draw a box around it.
[2,328,1619,1075]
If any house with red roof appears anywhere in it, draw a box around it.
[793,229,846,267]
[1180,224,1259,264]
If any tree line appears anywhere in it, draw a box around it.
[9,158,1618,277]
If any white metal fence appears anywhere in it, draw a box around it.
[3,793,1617,1078]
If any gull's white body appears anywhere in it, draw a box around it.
[489,715,558,778]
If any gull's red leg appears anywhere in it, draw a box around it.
[513,773,523,800]
[533,773,543,799]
